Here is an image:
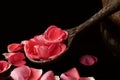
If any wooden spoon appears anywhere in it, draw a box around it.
[102,0,120,27]
[28,0,120,66]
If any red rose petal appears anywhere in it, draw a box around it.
[44,25,68,43]
[49,43,66,59]
[24,39,47,60]
[7,43,23,52]
[13,60,26,67]
[0,60,10,73]
[6,52,26,66]
[24,40,40,59]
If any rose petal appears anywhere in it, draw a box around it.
[33,35,45,44]
[40,70,56,80]
[60,67,80,80]
[7,43,23,52]
[49,43,66,59]
[13,60,26,67]
[23,36,46,60]
[44,25,68,43]
[3,53,11,59]
[3,52,25,59]
[5,52,26,66]
[60,73,73,80]
[10,65,31,80]
[34,45,49,59]
[24,39,46,60]
[0,60,10,73]
[29,68,42,80]
[62,30,68,40]
[79,54,98,66]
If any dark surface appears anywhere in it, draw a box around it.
[0,0,120,80]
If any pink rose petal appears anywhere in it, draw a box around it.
[79,54,98,66]
[40,70,56,80]
[29,67,42,80]
[60,73,73,80]
[10,65,43,80]
[60,67,80,80]
[10,65,31,80]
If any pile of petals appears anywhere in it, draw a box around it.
[23,25,68,60]
[8,25,68,60]
[10,65,95,80]
[0,25,98,80]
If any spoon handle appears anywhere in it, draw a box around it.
[70,0,120,34]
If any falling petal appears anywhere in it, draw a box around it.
[79,54,98,66]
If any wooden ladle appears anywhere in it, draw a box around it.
[28,0,120,66]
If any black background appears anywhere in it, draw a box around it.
[0,0,120,80]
